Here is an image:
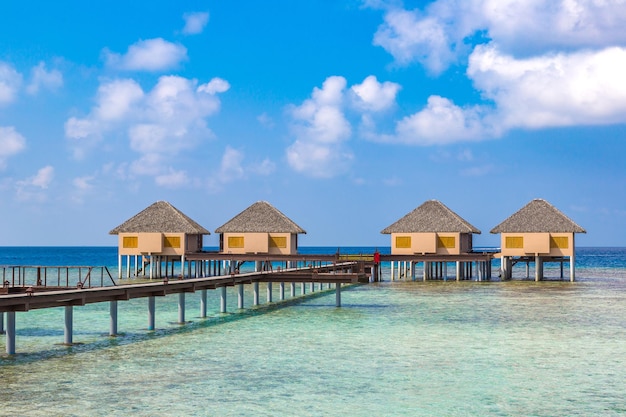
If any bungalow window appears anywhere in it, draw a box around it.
[550,236,569,249]
[505,236,524,249]
[437,236,456,249]
[269,236,287,248]
[123,236,138,248]
[396,236,411,249]
[163,236,181,248]
[228,236,245,248]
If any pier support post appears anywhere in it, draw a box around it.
[535,255,542,282]
[335,283,341,307]
[6,311,15,355]
[178,293,186,324]
[279,282,285,301]
[267,282,273,303]
[253,282,259,306]
[220,286,227,313]
[290,282,296,297]
[109,300,118,336]
[390,261,395,281]
[238,284,244,309]
[0,312,4,335]
[148,296,156,330]
[301,282,306,295]
[64,305,73,345]
[200,289,207,318]
[118,254,122,279]
[570,251,576,282]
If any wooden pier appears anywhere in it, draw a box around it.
[1,260,364,355]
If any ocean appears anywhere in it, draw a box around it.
[1,246,625,416]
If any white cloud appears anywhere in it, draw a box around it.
[250,158,276,176]
[350,75,401,112]
[27,62,63,95]
[469,45,626,128]
[66,75,228,167]
[371,0,626,73]
[104,38,188,72]
[367,1,626,142]
[373,7,460,74]
[130,153,163,177]
[0,62,22,105]
[182,11,209,35]
[0,126,27,169]
[374,95,495,145]
[205,148,275,191]
[30,166,54,188]
[155,168,189,188]
[287,76,354,177]
[15,166,54,202]
[197,77,230,95]
[218,146,245,183]
[286,140,353,178]
[476,0,626,54]
[73,175,94,191]
[95,79,144,121]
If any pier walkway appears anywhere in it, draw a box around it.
[1,261,363,355]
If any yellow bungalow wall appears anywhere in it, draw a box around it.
[118,232,202,256]
[390,232,470,255]
[221,232,298,255]
[499,232,574,256]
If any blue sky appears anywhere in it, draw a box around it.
[1,0,625,247]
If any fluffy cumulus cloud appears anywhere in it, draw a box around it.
[390,96,494,145]
[182,11,209,35]
[0,126,26,169]
[368,0,626,143]
[15,165,54,202]
[65,75,230,181]
[0,62,22,105]
[26,62,63,95]
[373,0,626,73]
[350,75,401,112]
[104,38,188,71]
[286,76,353,178]
[469,45,626,129]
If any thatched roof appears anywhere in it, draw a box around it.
[490,199,586,234]
[109,201,210,235]
[215,201,306,234]
[381,200,481,234]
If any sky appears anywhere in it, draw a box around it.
[1,0,625,247]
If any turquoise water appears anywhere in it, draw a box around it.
[1,247,626,416]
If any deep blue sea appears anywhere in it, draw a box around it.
[1,246,625,416]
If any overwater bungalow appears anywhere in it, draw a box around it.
[381,200,482,280]
[214,201,306,256]
[109,201,210,279]
[490,198,586,281]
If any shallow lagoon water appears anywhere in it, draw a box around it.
[1,247,625,416]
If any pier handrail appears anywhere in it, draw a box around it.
[0,265,117,291]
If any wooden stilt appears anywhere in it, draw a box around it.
[64,305,73,345]
[6,311,15,355]
[148,296,156,330]
[200,289,207,318]
[109,300,118,336]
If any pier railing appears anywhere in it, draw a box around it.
[1,266,116,292]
